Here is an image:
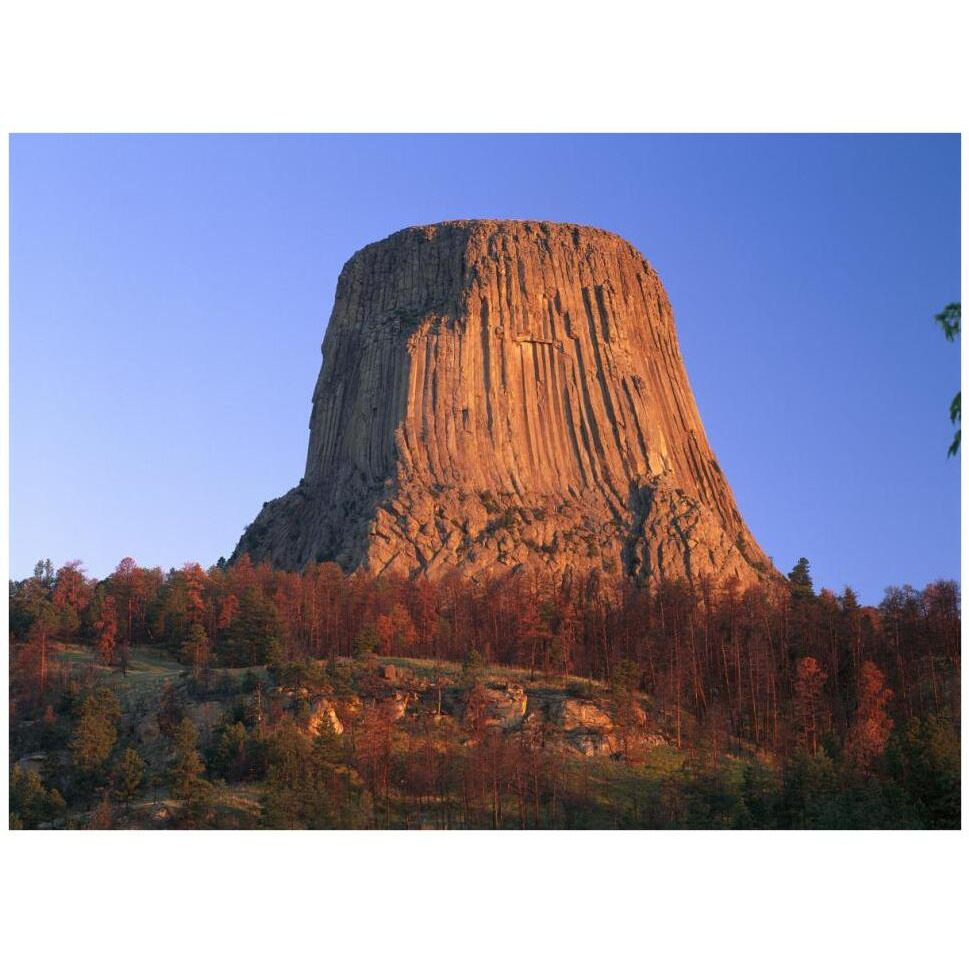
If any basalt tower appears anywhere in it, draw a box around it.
[235,220,775,587]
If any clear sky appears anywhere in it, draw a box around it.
[9,134,960,604]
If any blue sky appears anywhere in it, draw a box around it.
[9,134,960,603]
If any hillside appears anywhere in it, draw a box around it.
[12,643,692,829]
[11,634,958,830]
[9,557,960,829]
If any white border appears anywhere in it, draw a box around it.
[2,2,966,967]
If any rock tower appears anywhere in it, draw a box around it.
[235,220,775,587]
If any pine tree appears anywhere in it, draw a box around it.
[212,720,251,782]
[181,623,210,678]
[9,766,67,828]
[156,682,184,739]
[787,557,814,600]
[313,708,343,763]
[69,688,120,775]
[170,718,205,799]
[461,647,485,687]
[115,747,146,802]
[351,622,381,658]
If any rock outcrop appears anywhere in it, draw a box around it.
[236,220,775,587]
[462,682,529,730]
[305,698,343,736]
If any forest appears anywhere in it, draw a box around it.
[8,554,961,829]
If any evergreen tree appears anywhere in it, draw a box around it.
[114,747,145,802]
[156,682,184,739]
[9,766,67,828]
[351,622,381,658]
[181,623,210,678]
[313,710,343,763]
[69,688,121,776]
[460,646,485,686]
[210,720,253,782]
[787,557,814,600]
[893,716,960,828]
[219,585,281,666]
[170,718,205,799]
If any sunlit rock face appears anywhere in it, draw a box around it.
[235,220,775,587]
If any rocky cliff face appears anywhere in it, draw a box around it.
[235,220,775,587]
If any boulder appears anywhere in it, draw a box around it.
[306,698,344,736]
[379,691,412,722]
[565,729,619,757]
[336,695,364,721]
[553,698,614,732]
[464,681,528,730]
